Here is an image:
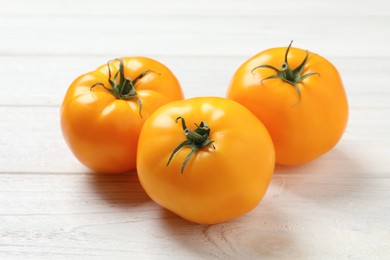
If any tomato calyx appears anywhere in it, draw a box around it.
[166,117,215,173]
[252,41,320,102]
[90,58,152,117]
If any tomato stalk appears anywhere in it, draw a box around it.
[252,41,319,101]
[167,117,215,173]
[90,58,151,117]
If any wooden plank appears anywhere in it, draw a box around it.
[0,56,389,108]
[0,106,87,174]
[0,14,388,57]
[1,0,389,16]
[0,172,389,258]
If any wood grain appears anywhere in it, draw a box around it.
[0,0,389,258]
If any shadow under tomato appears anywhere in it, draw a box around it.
[271,146,367,202]
[88,170,151,208]
[158,201,301,259]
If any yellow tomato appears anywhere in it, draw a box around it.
[137,97,275,224]
[227,42,348,165]
[61,57,184,173]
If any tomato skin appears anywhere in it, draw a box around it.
[61,57,184,173]
[227,46,348,165]
[137,97,275,224]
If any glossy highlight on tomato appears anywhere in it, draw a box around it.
[61,57,184,173]
[227,42,348,165]
[137,97,275,224]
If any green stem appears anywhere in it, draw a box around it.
[251,41,320,102]
[281,62,294,82]
[90,58,152,117]
[166,117,215,173]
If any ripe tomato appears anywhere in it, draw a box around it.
[61,57,184,173]
[227,42,348,165]
[137,97,275,224]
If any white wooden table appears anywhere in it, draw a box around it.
[1,0,389,259]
